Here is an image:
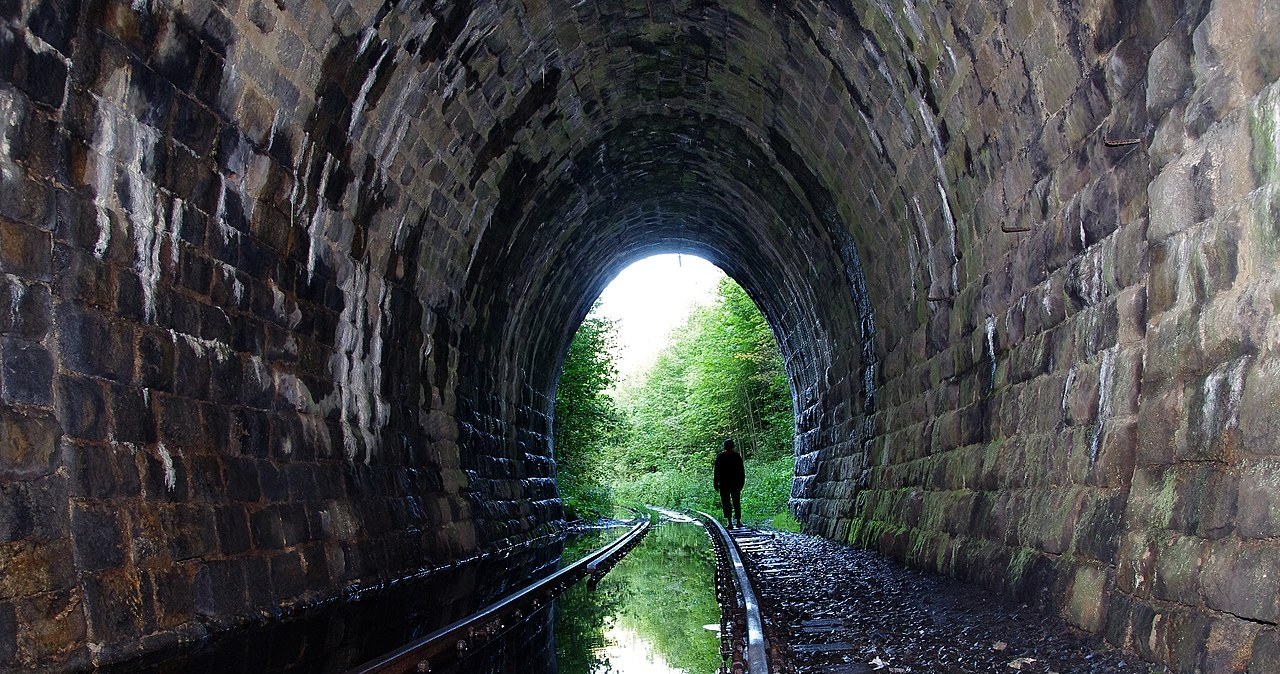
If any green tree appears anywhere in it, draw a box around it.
[554,312,624,519]
[608,278,796,521]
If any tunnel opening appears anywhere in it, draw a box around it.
[550,253,800,527]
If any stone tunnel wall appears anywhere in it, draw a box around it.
[827,1,1280,672]
[0,0,537,668]
[0,0,1279,672]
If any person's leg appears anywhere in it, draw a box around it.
[731,490,742,526]
[720,489,733,524]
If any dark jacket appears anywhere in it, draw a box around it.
[714,449,745,492]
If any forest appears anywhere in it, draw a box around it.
[553,277,798,526]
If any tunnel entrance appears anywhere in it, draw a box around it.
[551,255,799,528]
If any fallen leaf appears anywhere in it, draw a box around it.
[992,641,1009,651]
[1009,657,1038,669]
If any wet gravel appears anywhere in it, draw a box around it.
[733,531,1162,674]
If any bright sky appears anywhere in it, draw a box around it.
[593,254,725,377]
[594,624,685,674]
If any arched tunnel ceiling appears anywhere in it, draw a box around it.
[327,0,1148,535]
[425,0,921,412]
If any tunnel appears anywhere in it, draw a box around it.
[1,0,1278,671]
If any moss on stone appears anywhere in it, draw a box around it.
[1249,88,1279,185]
[1151,470,1179,530]
[1008,545,1038,586]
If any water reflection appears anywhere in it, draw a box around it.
[99,539,569,674]
[554,522,720,674]
[95,523,718,674]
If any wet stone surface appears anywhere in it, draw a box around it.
[736,532,1158,674]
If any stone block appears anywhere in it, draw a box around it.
[54,303,135,382]
[1181,463,1238,540]
[0,173,53,237]
[141,442,188,501]
[1148,35,1192,118]
[0,277,51,341]
[52,243,115,311]
[64,441,139,500]
[1116,530,1155,596]
[1151,534,1208,605]
[136,328,176,392]
[0,599,14,666]
[0,217,52,282]
[161,504,217,562]
[269,551,305,600]
[0,406,59,479]
[108,383,156,444]
[1089,418,1137,488]
[1251,628,1280,673]
[1103,589,1135,649]
[1238,456,1280,539]
[1201,616,1263,674]
[1149,159,1200,241]
[277,502,310,545]
[80,568,145,645]
[0,538,75,599]
[1109,349,1144,418]
[249,506,285,550]
[1135,376,1183,466]
[214,505,251,555]
[298,542,330,590]
[157,393,206,449]
[142,564,196,629]
[1065,563,1109,632]
[242,555,274,607]
[185,453,225,501]
[1179,359,1249,463]
[171,337,211,401]
[55,375,107,442]
[11,38,68,108]
[172,93,220,158]
[1,339,53,406]
[1064,361,1101,427]
[1146,310,1206,383]
[1141,604,1211,674]
[1201,539,1280,623]
[225,457,262,501]
[13,587,85,663]
[258,460,289,503]
[1240,357,1280,456]
[1072,490,1127,560]
[194,559,247,617]
[70,504,125,572]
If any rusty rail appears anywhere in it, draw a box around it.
[697,511,770,674]
[345,515,650,674]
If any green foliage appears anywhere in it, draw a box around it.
[554,529,627,672]
[556,523,720,673]
[555,276,797,525]
[614,278,793,469]
[769,509,805,532]
[604,278,795,523]
[554,313,624,520]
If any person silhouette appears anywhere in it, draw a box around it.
[713,439,745,528]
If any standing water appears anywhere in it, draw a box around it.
[554,520,721,674]
[97,519,722,674]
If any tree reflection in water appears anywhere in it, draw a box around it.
[554,522,720,674]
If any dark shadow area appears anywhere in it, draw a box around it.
[96,538,568,674]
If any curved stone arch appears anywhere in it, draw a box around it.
[454,106,877,540]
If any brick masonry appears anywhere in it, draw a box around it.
[0,0,1276,672]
